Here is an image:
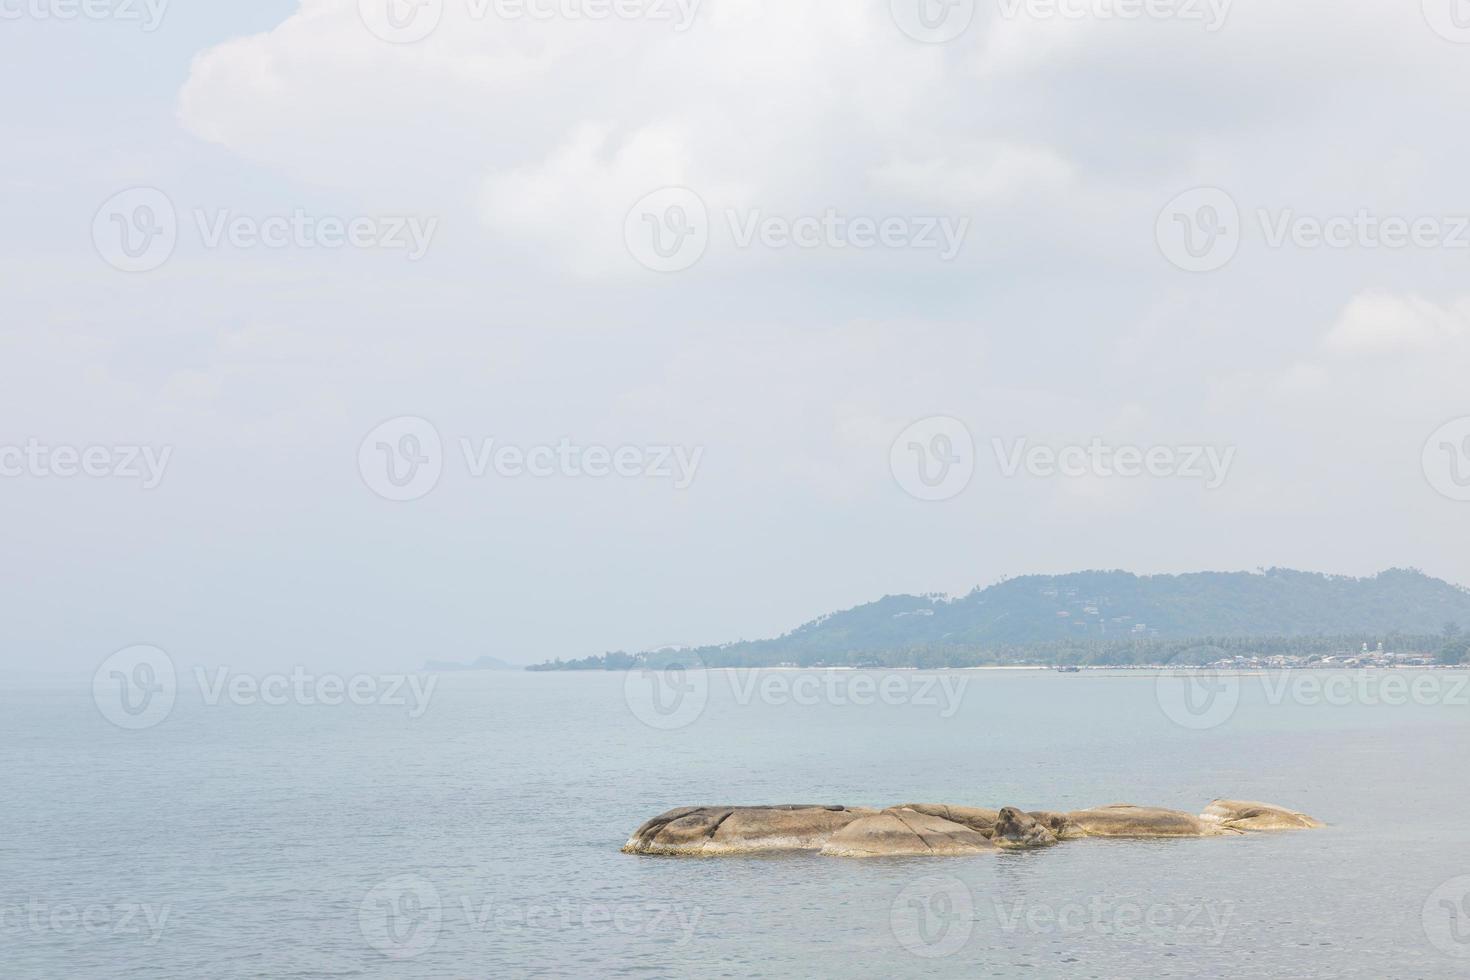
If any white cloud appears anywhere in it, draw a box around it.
[1324,292,1470,356]
[869,142,1075,208]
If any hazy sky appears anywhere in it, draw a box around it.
[4,0,1470,672]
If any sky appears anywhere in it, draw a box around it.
[3,0,1470,672]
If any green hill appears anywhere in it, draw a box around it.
[531,568,1470,669]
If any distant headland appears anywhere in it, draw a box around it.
[528,568,1470,671]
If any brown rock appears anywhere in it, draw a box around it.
[818,807,997,857]
[1199,799,1324,831]
[897,804,1002,837]
[1066,804,1236,838]
[1027,810,1085,840]
[992,807,1059,848]
[622,805,875,856]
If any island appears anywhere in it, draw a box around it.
[623,800,1323,857]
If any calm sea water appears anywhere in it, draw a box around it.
[3,668,1468,978]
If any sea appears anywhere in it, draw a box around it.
[3,666,1468,978]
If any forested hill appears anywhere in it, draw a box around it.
[530,568,1470,669]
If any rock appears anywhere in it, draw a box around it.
[818,808,997,857]
[992,807,1059,848]
[622,805,877,856]
[622,798,1324,857]
[1066,804,1236,838]
[897,804,1002,837]
[1027,810,1085,840]
[1199,799,1324,831]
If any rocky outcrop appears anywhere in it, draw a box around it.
[1065,804,1237,838]
[622,805,877,855]
[1199,799,1326,831]
[898,804,1001,836]
[818,808,996,857]
[623,799,1321,856]
[992,807,1060,848]
[1027,810,1085,840]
